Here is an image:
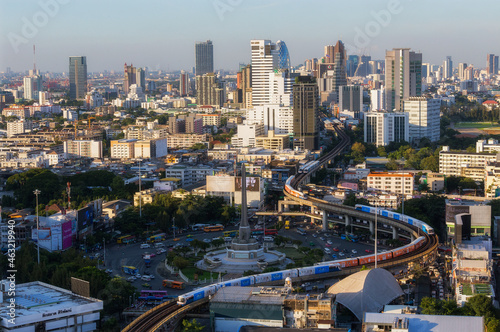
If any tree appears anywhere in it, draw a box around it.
[385,159,399,171]
[172,256,189,270]
[343,193,370,207]
[420,297,442,315]
[100,277,136,317]
[464,294,495,318]
[421,155,439,172]
[181,319,204,332]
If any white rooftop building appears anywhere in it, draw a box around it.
[0,281,103,331]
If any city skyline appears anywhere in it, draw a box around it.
[1,0,499,73]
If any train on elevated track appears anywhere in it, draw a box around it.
[177,235,426,305]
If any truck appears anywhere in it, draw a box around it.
[122,266,138,275]
[144,255,151,268]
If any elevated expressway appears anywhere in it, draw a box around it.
[123,125,438,332]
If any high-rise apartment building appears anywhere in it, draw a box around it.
[195,40,214,76]
[364,111,409,147]
[324,45,335,63]
[23,75,42,100]
[458,63,468,80]
[293,76,319,151]
[339,85,363,119]
[370,87,386,111]
[250,39,290,106]
[403,97,440,143]
[347,55,359,77]
[317,40,347,100]
[443,56,453,79]
[64,140,103,159]
[235,64,252,107]
[487,54,499,75]
[124,64,145,94]
[136,67,146,90]
[196,73,225,107]
[384,48,422,111]
[69,56,87,99]
[179,70,189,96]
[7,120,32,138]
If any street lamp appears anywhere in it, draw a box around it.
[137,159,142,218]
[401,157,405,217]
[34,189,41,265]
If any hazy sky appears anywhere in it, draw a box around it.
[1,0,499,73]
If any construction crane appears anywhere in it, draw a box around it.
[87,116,96,130]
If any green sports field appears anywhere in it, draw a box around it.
[455,122,500,129]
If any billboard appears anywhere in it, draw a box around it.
[62,221,73,250]
[235,176,260,192]
[77,205,94,231]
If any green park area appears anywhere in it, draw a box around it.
[455,122,500,129]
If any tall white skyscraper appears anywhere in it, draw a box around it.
[250,39,290,106]
[268,71,293,107]
[370,87,385,111]
[443,56,453,79]
[246,105,294,135]
[23,75,42,100]
[385,48,422,111]
[458,63,468,81]
[403,97,440,143]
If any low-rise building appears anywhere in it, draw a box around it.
[166,133,209,149]
[0,281,103,331]
[164,164,215,187]
[439,146,498,181]
[255,130,290,151]
[366,172,413,195]
[110,139,136,159]
[64,140,103,159]
[446,199,491,241]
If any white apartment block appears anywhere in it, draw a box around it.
[485,161,500,197]
[134,138,168,159]
[164,165,215,187]
[7,120,32,138]
[251,39,279,106]
[439,146,498,181]
[367,172,414,195]
[268,71,293,107]
[64,140,103,159]
[200,114,221,126]
[246,105,294,135]
[403,97,440,143]
[110,139,136,159]
[166,134,208,149]
[124,126,169,140]
[476,139,500,153]
[364,111,409,147]
[370,88,385,111]
[231,123,265,148]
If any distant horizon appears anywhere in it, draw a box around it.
[1,0,498,73]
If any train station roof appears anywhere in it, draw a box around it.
[326,268,403,320]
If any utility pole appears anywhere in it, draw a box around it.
[374,206,378,269]
[138,159,142,218]
[34,189,41,265]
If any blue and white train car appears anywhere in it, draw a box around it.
[178,284,219,305]
[223,276,254,287]
[254,269,298,283]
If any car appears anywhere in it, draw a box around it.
[186,234,193,238]
[365,249,373,253]
[332,247,339,252]
[325,243,331,247]
[145,274,155,279]
[203,238,212,243]
[327,240,333,245]
[319,237,325,241]
[352,249,357,254]
[309,241,315,247]
[331,254,337,259]
[186,238,194,242]
[141,275,151,281]
[343,249,348,253]
[105,269,113,274]
[126,276,136,282]
[135,273,141,278]
[339,252,345,257]
[312,234,318,238]
[140,243,150,249]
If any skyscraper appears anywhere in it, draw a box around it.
[443,56,453,79]
[317,40,347,100]
[136,67,146,90]
[346,55,359,77]
[324,45,335,64]
[124,63,136,94]
[250,39,290,106]
[364,112,409,147]
[458,63,468,80]
[195,40,214,76]
[69,56,87,99]
[179,71,189,96]
[235,64,252,108]
[385,48,422,111]
[23,75,42,100]
[293,76,318,151]
[487,54,499,75]
[196,73,225,107]
[403,97,440,143]
[339,85,363,118]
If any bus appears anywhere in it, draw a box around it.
[265,229,278,236]
[251,229,264,235]
[296,228,306,235]
[162,279,185,289]
[223,230,239,238]
[203,225,224,232]
[139,290,168,299]
[192,224,209,231]
[117,235,133,244]
[285,220,290,230]
[148,233,166,243]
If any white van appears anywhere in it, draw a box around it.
[264,236,274,242]
[155,242,165,248]
[324,248,332,254]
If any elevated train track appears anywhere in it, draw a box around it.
[124,124,438,331]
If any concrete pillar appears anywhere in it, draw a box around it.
[411,234,415,242]
[278,201,283,222]
[322,210,328,231]
[392,226,398,240]
[345,215,350,228]
[369,220,374,235]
